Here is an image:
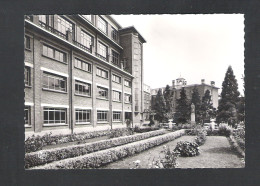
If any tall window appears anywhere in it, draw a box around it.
[97,86,108,99]
[24,66,30,86]
[75,109,91,124]
[82,15,92,23]
[42,45,67,63]
[42,72,67,92]
[39,15,47,24]
[97,42,108,59]
[80,30,93,49]
[57,16,74,37]
[112,90,121,102]
[74,58,91,72]
[75,80,91,96]
[111,50,119,66]
[24,106,30,126]
[124,94,132,103]
[113,111,121,121]
[112,74,121,84]
[124,80,131,87]
[96,67,108,79]
[44,108,66,125]
[25,36,30,50]
[97,16,107,34]
[112,27,118,41]
[97,110,108,122]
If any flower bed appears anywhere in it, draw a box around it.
[25,128,133,153]
[25,129,167,168]
[30,130,185,169]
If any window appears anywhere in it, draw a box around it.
[24,106,30,126]
[75,80,91,96]
[25,36,30,50]
[111,50,119,66]
[74,58,91,72]
[112,27,118,41]
[24,66,31,86]
[97,86,108,99]
[124,94,132,103]
[124,80,131,87]
[75,109,91,124]
[112,74,121,84]
[44,108,66,124]
[39,15,47,24]
[82,15,92,22]
[96,67,108,79]
[113,111,121,121]
[43,45,67,63]
[57,16,74,38]
[97,110,108,122]
[80,30,93,49]
[97,16,107,34]
[97,42,108,59]
[112,90,121,102]
[42,72,67,92]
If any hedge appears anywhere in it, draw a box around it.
[25,129,167,168]
[30,129,185,169]
[228,135,245,158]
[25,128,133,153]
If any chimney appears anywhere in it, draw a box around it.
[201,79,205,84]
[211,81,215,86]
[172,80,175,88]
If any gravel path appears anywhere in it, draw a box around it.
[101,136,245,169]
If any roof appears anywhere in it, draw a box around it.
[106,15,122,29]
[119,26,146,43]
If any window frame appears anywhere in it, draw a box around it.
[24,106,31,127]
[43,107,67,125]
[57,15,75,39]
[97,41,108,59]
[112,74,121,84]
[111,50,120,66]
[75,109,91,124]
[111,27,118,42]
[42,44,67,63]
[112,90,121,102]
[74,58,92,72]
[75,80,91,97]
[97,110,108,122]
[42,72,67,93]
[80,30,93,49]
[124,80,131,87]
[97,86,108,99]
[96,67,108,79]
[124,93,132,103]
[97,16,108,34]
[113,111,121,122]
[24,66,31,86]
[25,35,31,50]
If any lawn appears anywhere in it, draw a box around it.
[101,136,245,169]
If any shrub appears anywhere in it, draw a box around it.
[109,128,134,138]
[185,125,205,136]
[25,129,167,168]
[158,145,179,168]
[174,141,200,157]
[194,130,207,146]
[30,130,186,169]
[206,129,219,136]
[232,128,245,151]
[218,124,232,137]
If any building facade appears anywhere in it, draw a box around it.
[143,84,151,121]
[24,15,146,134]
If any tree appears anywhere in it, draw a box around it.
[164,85,173,114]
[174,87,190,124]
[237,96,245,123]
[201,90,216,124]
[190,86,202,123]
[154,89,167,122]
[216,66,240,126]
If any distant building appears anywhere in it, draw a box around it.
[143,84,151,121]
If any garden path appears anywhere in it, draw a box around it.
[102,136,245,169]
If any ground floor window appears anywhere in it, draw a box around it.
[97,110,108,122]
[44,107,66,125]
[113,111,121,121]
[24,106,30,126]
[75,109,91,124]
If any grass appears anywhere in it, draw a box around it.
[101,136,245,169]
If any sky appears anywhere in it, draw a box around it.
[112,14,245,96]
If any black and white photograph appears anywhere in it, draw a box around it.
[23,14,245,169]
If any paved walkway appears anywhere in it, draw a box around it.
[102,136,245,169]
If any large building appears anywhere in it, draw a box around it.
[143,84,151,121]
[24,15,146,134]
[151,77,219,113]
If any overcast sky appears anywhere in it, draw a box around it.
[112,14,244,96]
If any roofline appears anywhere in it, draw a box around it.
[119,26,146,43]
[106,15,122,29]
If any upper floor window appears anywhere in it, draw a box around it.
[39,15,47,24]
[24,106,31,126]
[75,80,91,96]
[24,66,31,86]
[97,16,107,34]
[82,15,92,23]
[112,90,121,102]
[42,72,67,92]
[80,30,93,49]
[74,58,91,72]
[124,80,131,87]
[43,44,67,63]
[124,94,132,103]
[112,27,118,41]
[96,67,108,79]
[97,42,108,60]
[57,16,74,38]
[112,74,121,84]
[111,50,119,66]
[25,36,30,50]
[44,107,66,125]
[97,86,108,99]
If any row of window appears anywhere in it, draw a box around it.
[24,107,123,126]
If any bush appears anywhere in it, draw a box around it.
[25,129,167,168]
[30,130,186,169]
[174,141,200,157]
[206,129,219,136]
[218,124,232,137]
[158,145,179,168]
[194,130,207,146]
[232,128,245,151]
[109,128,134,138]
[134,126,160,133]
[185,125,204,136]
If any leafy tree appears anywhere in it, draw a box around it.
[237,96,245,122]
[190,86,202,123]
[201,90,216,124]
[154,89,167,122]
[174,88,190,124]
[216,66,240,126]
[164,85,173,114]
